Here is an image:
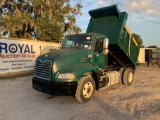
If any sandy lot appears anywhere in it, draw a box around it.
[0,66,160,120]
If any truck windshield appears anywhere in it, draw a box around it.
[61,34,92,49]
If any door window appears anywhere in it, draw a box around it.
[95,37,104,53]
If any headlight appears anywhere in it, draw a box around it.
[58,73,75,79]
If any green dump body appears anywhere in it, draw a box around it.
[86,5,140,68]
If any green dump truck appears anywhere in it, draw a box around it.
[32,5,140,103]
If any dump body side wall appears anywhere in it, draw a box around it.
[86,5,140,68]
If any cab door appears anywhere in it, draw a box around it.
[92,36,107,69]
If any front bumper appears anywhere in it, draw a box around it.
[32,77,77,96]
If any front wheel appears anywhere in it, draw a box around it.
[75,76,95,103]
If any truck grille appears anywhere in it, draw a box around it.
[34,60,52,80]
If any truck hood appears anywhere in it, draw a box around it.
[37,48,90,61]
[37,48,92,77]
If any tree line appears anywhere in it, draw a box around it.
[0,0,82,42]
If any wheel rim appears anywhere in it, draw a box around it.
[128,72,133,83]
[83,82,93,98]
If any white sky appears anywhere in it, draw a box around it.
[71,0,160,47]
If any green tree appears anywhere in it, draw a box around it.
[131,33,143,46]
[0,0,82,42]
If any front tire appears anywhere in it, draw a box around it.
[123,69,134,86]
[75,76,95,103]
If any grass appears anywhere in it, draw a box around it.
[0,70,34,80]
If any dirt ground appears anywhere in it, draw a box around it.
[0,65,160,120]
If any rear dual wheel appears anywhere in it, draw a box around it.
[119,68,134,86]
[123,68,134,86]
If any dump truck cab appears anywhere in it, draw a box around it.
[32,5,140,103]
[62,33,109,69]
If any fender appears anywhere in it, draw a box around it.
[55,63,98,82]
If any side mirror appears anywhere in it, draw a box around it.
[103,38,109,54]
